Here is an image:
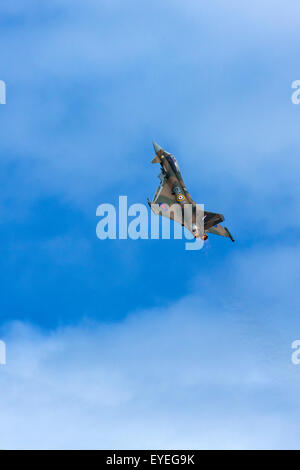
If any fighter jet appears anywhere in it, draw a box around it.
[148,142,234,242]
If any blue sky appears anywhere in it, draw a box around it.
[0,0,300,449]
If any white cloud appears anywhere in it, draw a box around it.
[0,242,300,449]
[0,0,300,232]
[0,305,298,449]
[1,1,299,450]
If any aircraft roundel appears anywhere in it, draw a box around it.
[176,194,185,202]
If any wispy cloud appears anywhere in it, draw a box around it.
[0,300,298,449]
[0,0,299,232]
[1,1,300,450]
[1,242,300,449]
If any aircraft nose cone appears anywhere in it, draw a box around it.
[153,141,163,154]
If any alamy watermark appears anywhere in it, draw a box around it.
[291,340,300,365]
[0,340,6,365]
[96,196,205,250]
[291,80,300,104]
[0,80,6,104]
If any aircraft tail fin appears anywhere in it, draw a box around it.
[225,227,235,242]
[207,224,235,242]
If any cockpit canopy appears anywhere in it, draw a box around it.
[166,154,180,173]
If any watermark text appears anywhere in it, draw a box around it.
[96,196,205,251]
[291,340,300,365]
[291,80,300,104]
[0,340,6,365]
[0,80,6,104]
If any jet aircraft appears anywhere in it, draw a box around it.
[148,142,234,242]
